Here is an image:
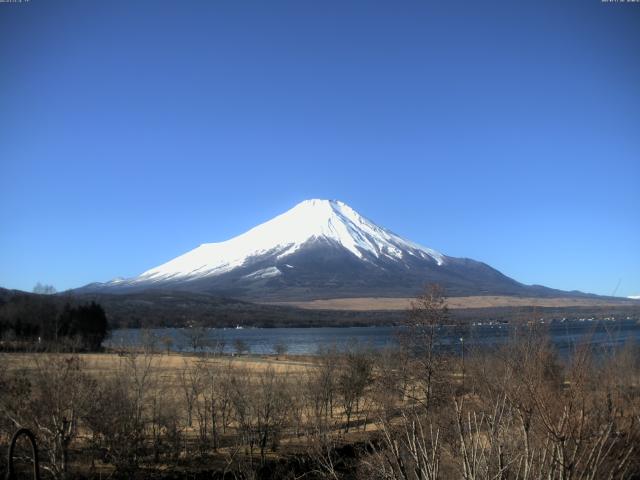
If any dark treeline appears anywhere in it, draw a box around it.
[1,287,639,331]
[85,290,400,328]
[0,291,109,351]
[0,285,638,479]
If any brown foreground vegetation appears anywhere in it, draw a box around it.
[1,288,638,479]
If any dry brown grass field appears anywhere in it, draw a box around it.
[2,351,314,376]
[267,295,638,310]
[1,349,393,478]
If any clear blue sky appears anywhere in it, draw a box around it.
[1,0,639,297]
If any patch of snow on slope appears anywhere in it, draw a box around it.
[243,267,281,280]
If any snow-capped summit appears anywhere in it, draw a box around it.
[80,199,574,301]
[136,199,444,284]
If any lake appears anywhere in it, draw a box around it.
[106,318,640,356]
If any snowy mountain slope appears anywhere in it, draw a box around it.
[80,199,590,301]
[133,199,444,284]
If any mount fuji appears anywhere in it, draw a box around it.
[80,199,585,301]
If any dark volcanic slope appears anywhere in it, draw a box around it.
[170,241,581,300]
[80,239,596,301]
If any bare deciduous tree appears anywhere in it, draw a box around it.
[273,341,288,358]
[234,338,249,356]
[33,282,57,295]
[179,359,204,428]
[182,326,209,352]
[403,283,450,410]
[7,355,95,479]
[338,347,373,433]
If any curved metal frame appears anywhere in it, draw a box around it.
[6,428,40,480]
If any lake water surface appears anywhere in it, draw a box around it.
[106,319,640,356]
